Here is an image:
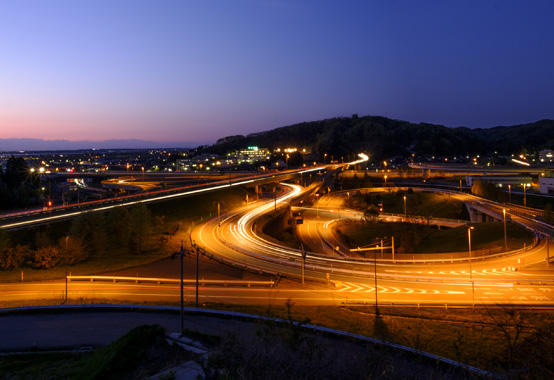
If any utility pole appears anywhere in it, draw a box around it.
[468,227,475,308]
[503,209,508,252]
[523,185,527,207]
[171,238,199,333]
[196,243,199,309]
[374,247,378,310]
[65,235,69,303]
[508,184,511,203]
[351,241,398,311]
[172,241,186,335]
[547,236,551,268]
[301,244,306,285]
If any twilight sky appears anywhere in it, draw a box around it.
[1,0,553,146]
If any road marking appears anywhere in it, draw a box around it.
[334,282,464,295]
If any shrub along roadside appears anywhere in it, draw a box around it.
[0,187,251,282]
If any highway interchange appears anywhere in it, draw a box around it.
[191,181,554,307]
[2,159,554,309]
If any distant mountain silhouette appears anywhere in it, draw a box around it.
[4,116,554,155]
[0,138,195,151]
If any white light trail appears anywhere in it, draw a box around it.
[512,158,530,166]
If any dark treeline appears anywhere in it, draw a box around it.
[196,115,554,161]
[0,155,41,210]
[0,203,171,270]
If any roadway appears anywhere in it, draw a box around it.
[0,166,326,230]
[4,276,554,306]
[3,155,554,308]
[191,181,554,307]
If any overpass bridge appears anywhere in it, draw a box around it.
[0,166,327,230]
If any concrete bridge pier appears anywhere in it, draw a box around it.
[466,203,504,223]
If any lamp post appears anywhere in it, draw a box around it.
[384,175,387,185]
[503,209,508,252]
[301,244,306,285]
[547,236,551,268]
[374,247,378,310]
[195,241,199,309]
[468,226,475,308]
[347,192,350,208]
[523,184,527,207]
[65,235,69,303]
[403,196,407,219]
[316,193,320,219]
[508,184,511,203]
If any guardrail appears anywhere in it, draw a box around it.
[67,275,274,288]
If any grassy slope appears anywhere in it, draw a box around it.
[336,221,534,253]
[350,190,469,220]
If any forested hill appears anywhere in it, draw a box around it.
[201,116,554,160]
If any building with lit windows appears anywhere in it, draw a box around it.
[232,146,271,164]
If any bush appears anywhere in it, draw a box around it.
[0,245,25,270]
[25,246,60,269]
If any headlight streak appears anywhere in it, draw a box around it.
[218,183,378,273]
[2,158,362,230]
[210,192,488,283]
[1,179,260,230]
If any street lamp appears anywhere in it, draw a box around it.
[374,247,378,310]
[523,184,527,207]
[503,209,508,252]
[316,193,320,219]
[65,235,69,303]
[508,184,511,203]
[403,196,407,219]
[468,226,475,308]
[384,175,387,185]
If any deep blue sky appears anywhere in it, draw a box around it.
[1,1,553,145]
